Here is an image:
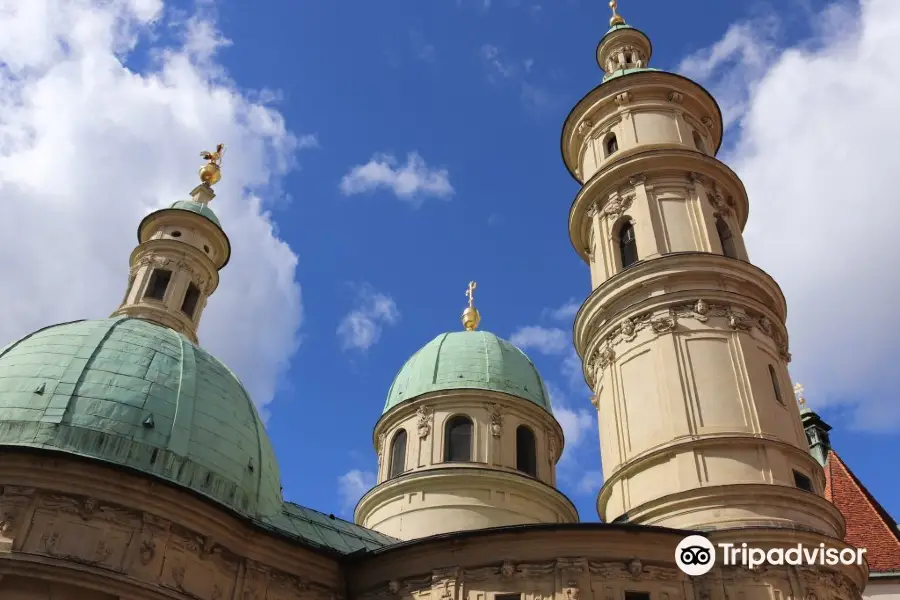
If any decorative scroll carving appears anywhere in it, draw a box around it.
[500,560,516,579]
[586,300,793,382]
[701,116,714,129]
[376,432,387,469]
[688,171,708,184]
[547,432,558,466]
[615,92,631,106]
[577,120,594,135]
[628,173,646,186]
[489,404,503,437]
[416,406,433,439]
[668,91,684,104]
[602,194,634,220]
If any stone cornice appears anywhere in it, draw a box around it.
[561,70,724,182]
[568,149,750,260]
[138,208,231,270]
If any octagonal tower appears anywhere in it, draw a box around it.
[562,8,844,538]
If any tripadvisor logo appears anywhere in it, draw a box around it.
[675,535,866,576]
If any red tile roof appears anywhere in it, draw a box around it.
[824,449,900,572]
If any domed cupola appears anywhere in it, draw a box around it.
[355,282,578,541]
[0,145,284,519]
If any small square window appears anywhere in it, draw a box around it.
[794,470,813,492]
[625,592,651,600]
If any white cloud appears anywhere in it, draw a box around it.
[339,152,453,205]
[0,0,308,417]
[576,470,603,495]
[543,298,580,321]
[509,325,568,355]
[337,469,375,513]
[545,382,594,458]
[338,284,400,351]
[683,0,900,430]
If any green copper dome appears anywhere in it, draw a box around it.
[0,317,282,518]
[384,330,552,414]
[170,200,221,227]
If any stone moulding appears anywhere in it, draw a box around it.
[355,559,682,600]
[583,299,790,385]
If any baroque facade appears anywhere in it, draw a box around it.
[0,4,897,600]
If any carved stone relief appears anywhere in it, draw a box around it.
[417,406,433,439]
[615,92,632,106]
[489,404,503,437]
[668,91,684,104]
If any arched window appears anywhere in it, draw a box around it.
[388,429,408,478]
[619,222,638,269]
[444,416,473,462]
[716,217,737,258]
[516,425,537,477]
[606,134,619,156]
[692,130,706,153]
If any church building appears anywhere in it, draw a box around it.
[0,3,897,600]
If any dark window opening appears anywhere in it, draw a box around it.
[144,269,172,301]
[624,52,633,63]
[389,429,408,478]
[181,283,201,317]
[625,593,651,600]
[171,230,182,238]
[444,416,473,462]
[606,134,619,156]
[716,217,738,259]
[794,470,813,492]
[768,365,784,405]
[497,595,522,600]
[692,130,705,153]
[203,245,210,254]
[516,425,537,477]
[619,222,638,269]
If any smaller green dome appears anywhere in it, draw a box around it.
[384,331,552,414]
[171,200,221,227]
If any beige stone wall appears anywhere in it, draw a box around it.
[0,452,344,600]
[864,580,900,600]
[357,391,578,540]
[345,527,866,600]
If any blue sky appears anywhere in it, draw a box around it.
[0,0,897,528]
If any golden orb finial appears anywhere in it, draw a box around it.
[794,383,806,407]
[199,143,226,188]
[609,0,625,26]
[462,281,481,331]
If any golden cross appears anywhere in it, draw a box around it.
[465,281,477,308]
[793,383,806,406]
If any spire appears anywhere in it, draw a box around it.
[609,0,625,27]
[462,281,481,331]
[111,144,231,344]
[795,382,833,467]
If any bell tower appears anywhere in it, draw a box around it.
[562,4,844,537]
[111,144,231,343]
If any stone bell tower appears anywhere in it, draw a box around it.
[562,5,845,537]
[111,144,231,344]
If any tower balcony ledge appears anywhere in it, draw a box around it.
[569,147,749,258]
[573,252,788,357]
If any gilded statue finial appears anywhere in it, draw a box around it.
[609,0,625,26]
[462,281,481,331]
[794,383,806,407]
[199,143,226,187]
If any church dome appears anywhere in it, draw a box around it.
[384,330,552,414]
[0,316,282,518]
[169,199,221,227]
